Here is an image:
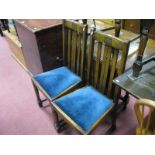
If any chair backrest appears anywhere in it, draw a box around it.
[86,29,129,99]
[62,19,88,80]
[115,19,121,37]
[134,99,155,135]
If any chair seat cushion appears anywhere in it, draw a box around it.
[33,66,81,99]
[54,86,113,134]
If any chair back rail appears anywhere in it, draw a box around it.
[63,20,88,80]
[86,30,129,99]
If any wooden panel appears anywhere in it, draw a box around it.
[63,20,87,80]
[122,19,140,34]
[76,34,81,75]
[36,25,62,71]
[67,29,71,68]
[14,19,63,75]
[96,19,115,26]
[149,21,155,40]
[15,19,62,32]
[94,42,102,88]
[15,21,43,75]
[101,46,112,93]
[71,30,77,72]
[103,28,140,42]
[79,19,114,33]
[87,33,94,84]
[4,30,26,67]
[122,19,155,40]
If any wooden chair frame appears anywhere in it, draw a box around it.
[134,99,155,135]
[32,20,88,102]
[51,30,129,134]
[31,20,88,132]
[63,20,88,80]
[52,87,114,134]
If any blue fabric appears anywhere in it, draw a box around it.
[55,86,113,133]
[34,66,81,99]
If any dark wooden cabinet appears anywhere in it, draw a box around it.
[148,21,155,39]
[122,19,155,40]
[122,19,141,34]
[14,19,63,75]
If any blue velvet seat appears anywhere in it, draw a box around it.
[33,66,81,99]
[54,86,113,134]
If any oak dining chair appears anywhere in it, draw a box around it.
[31,20,88,132]
[51,28,129,134]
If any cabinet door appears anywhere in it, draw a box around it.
[36,25,63,72]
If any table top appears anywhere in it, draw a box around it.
[14,19,62,33]
[103,28,140,42]
[113,60,155,100]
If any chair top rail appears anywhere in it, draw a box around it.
[64,19,87,33]
[93,30,128,50]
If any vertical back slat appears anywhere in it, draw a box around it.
[63,20,88,82]
[63,20,66,65]
[76,34,81,75]
[86,33,94,84]
[67,29,71,68]
[117,45,129,76]
[107,49,119,97]
[71,30,77,72]
[99,45,108,91]
[86,30,129,101]
[102,46,112,93]
[80,25,88,81]
[94,42,102,88]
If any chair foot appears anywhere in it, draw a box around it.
[105,124,116,134]
[38,101,42,107]
[54,120,67,133]
[51,109,67,133]
[32,80,47,107]
[107,110,117,134]
[38,99,47,107]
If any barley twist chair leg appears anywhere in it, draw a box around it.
[31,80,43,107]
[51,108,59,127]
[107,96,119,134]
[111,111,117,130]
[50,104,67,133]
[51,108,61,133]
[105,111,116,135]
